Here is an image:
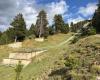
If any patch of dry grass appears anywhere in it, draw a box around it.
[22,33,72,48]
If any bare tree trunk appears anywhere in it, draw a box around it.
[39,31,41,38]
[39,16,43,38]
[15,36,17,42]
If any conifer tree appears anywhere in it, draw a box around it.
[61,23,69,34]
[29,24,36,35]
[54,14,69,33]
[10,13,27,41]
[0,28,15,44]
[70,22,74,32]
[54,14,65,33]
[48,25,55,35]
[92,0,100,33]
[35,10,48,38]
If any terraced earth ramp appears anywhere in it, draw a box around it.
[2,49,47,66]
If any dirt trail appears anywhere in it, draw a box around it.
[94,34,100,37]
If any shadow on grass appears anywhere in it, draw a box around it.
[48,67,72,80]
[49,67,67,76]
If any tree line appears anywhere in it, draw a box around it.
[0,10,69,45]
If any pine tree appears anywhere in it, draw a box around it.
[48,25,55,35]
[61,23,69,34]
[29,24,36,35]
[35,10,48,38]
[54,14,65,33]
[6,27,16,42]
[92,0,100,33]
[10,13,27,41]
[0,28,15,44]
[70,22,74,32]
[0,32,8,45]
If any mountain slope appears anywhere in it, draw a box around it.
[0,34,99,80]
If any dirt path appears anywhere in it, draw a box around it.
[94,34,100,37]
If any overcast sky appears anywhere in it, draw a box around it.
[0,0,98,31]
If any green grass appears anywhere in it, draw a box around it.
[0,46,16,62]
[0,34,99,80]
[22,33,72,49]
[0,33,73,80]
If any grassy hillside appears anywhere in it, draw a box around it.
[0,33,72,80]
[22,33,72,49]
[48,35,100,80]
[0,33,72,61]
[0,46,19,62]
[0,33,100,80]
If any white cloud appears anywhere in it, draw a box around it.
[46,0,69,25]
[0,0,37,31]
[0,0,98,32]
[78,3,97,17]
[0,25,9,32]
[0,0,69,31]
[19,0,69,28]
[22,5,38,29]
[0,0,70,32]
[16,0,38,29]
[68,16,85,24]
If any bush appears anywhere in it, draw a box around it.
[0,33,9,45]
[88,28,96,35]
[49,26,55,35]
[26,35,35,39]
[81,27,96,36]
[44,27,49,39]
[64,55,79,70]
[71,36,79,44]
[91,65,100,74]
[15,61,23,80]
[61,25,69,34]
